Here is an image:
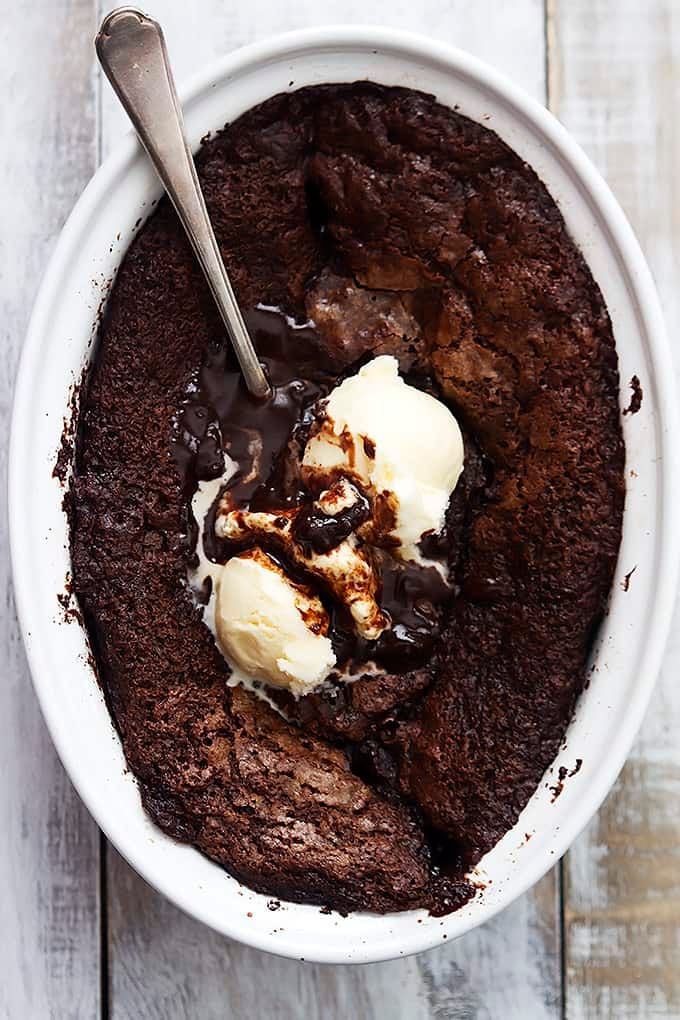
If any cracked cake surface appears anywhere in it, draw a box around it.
[69,84,625,914]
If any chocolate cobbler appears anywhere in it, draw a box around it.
[69,84,625,915]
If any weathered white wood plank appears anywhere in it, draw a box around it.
[550,1,680,1016]
[108,846,433,1020]
[109,848,559,1020]
[0,2,101,1018]
[101,3,561,1017]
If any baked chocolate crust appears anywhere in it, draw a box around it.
[69,84,624,914]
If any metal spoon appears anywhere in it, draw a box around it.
[95,7,271,400]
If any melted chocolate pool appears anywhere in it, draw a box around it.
[171,305,454,676]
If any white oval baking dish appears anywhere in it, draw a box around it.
[9,26,679,963]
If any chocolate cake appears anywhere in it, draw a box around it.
[69,84,625,914]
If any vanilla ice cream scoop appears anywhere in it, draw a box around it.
[302,356,464,563]
[214,548,336,698]
[216,478,388,641]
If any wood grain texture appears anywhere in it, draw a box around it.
[101,3,562,1018]
[0,2,101,1018]
[550,1,680,1016]
[109,848,560,1020]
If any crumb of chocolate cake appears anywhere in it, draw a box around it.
[69,83,625,916]
[53,386,80,484]
[621,565,637,591]
[623,374,643,415]
[56,573,87,626]
[548,759,582,803]
[550,766,570,802]
[53,434,72,485]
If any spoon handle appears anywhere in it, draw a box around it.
[96,7,271,400]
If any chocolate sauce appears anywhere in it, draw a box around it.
[291,488,371,555]
[171,305,454,677]
[328,551,452,672]
[171,306,326,503]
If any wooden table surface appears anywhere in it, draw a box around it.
[2,1,679,1017]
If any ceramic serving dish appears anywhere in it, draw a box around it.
[9,26,679,963]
